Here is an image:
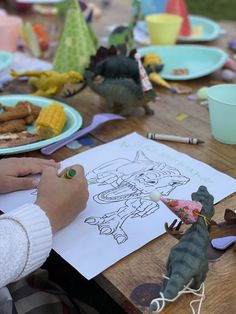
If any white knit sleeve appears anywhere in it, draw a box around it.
[0,204,52,288]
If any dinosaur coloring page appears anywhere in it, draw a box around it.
[84,151,190,244]
[1,133,235,279]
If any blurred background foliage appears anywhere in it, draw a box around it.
[186,0,236,20]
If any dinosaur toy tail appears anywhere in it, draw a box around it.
[161,274,188,299]
[63,70,97,97]
[84,70,101,95]
[150,275,190,312]
[63,81,87,98]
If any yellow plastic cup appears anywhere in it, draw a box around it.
[146,13,183,45]
[0,15,22,52]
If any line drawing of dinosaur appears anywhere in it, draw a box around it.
[85,151,190,244]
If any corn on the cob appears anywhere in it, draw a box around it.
[35,102,66,138]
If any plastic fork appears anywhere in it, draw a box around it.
[41,113,125,155]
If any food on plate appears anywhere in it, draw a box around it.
[0,131,43,149]
[0,119,27,133]
[0,100,42,149]
[171,68,189,75]
[0,106,30,122]
[0,101,41,125]
[0,100,67,149]
[35,102,66,139]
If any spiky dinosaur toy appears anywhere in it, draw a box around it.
[64,46,141,97]
[11,69,83,98]
[84,71,155,116]
[63,47,168,98]
[150,186,214,313]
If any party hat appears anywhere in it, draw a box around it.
[53,0,96,74]
[150,191,202,224]
[135,53,153,92]
[165,0,191,37]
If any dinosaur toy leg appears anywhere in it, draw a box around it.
[29,77,39,89]
[33,87,58,98]
[192,260,208,290]
[144,103,154,115]
[104,98,114,112]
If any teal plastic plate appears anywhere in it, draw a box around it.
[178,15,220,42]
[0,51,13,72]
[139,45,228,80]
[0,95,82,155]
[134,15,221,45]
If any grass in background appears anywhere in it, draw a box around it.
[186,0,236,21]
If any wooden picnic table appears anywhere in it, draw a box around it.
[1,1,236,313]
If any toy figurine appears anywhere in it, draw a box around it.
[84,71,155,116]
[11,69,83,98]
[64,49,156,116]
[165,207,236,252]
[81,52,156,116]
[63,46,141,97]
[142,53,164,74]
[108,23,136,56]
[150,186,214,313]
[64,47,174,97]
[108,0,141,55]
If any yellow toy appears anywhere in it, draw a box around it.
[143,53,163,68]
[142,53,173,90]
[149,72,172,89]
[11,70,83,98]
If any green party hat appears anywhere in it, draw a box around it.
[53,0,96,74]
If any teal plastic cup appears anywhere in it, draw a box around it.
[208,84,236,144]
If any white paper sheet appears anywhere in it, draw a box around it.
[1,133,235,279]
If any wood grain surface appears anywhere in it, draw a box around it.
[1,1,236,313]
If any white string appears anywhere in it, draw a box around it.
[150,275,205,314]
[189,283,205,314]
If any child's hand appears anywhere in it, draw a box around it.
[0,157,60,193]
[36,164,89,233]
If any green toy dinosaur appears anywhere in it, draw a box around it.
[85,71,155,116]
[150,186,214,313]
[108,23,136,55]
[108,0,141,55]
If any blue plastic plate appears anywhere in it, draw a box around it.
[0,95,82,155]
[134,15,221,45]
[139,45,228,80]
[0,51,13,72]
